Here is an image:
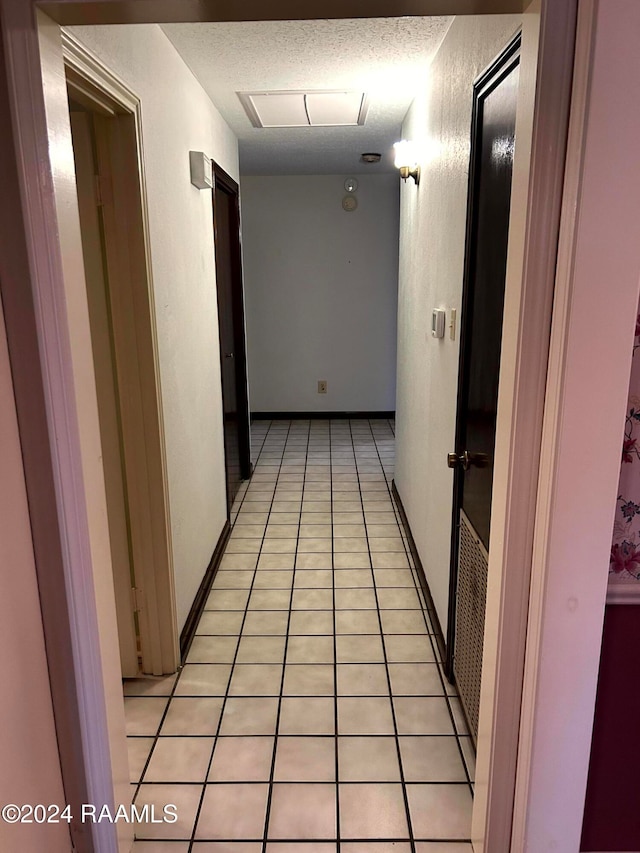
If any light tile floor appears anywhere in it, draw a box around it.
[126,419,474,852]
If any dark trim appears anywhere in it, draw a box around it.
[252,411,396,420]
[179,520,231,661]
[212,161,252,509]
[392,481,447,667]
[581,605,640,850]
[445,31,522,680]
[39,0,526,28]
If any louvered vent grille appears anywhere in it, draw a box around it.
[453,510,488,744]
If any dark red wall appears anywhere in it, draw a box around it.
[581,604,640,851]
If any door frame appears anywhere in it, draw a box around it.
[470,2,579,846]
[7,1,631,851]
[63,30,180,677]
[446,31,522,682]
[511,0,640,847]
[68,107,141,678]
[212,161,252,514]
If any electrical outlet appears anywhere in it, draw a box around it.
[318,380,327,394]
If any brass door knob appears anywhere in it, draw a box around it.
[447,451,489,470]
[447,452,463,469]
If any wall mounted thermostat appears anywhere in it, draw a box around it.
[432,308,446,338]
[189,151,213,189]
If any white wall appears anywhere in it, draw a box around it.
[395,15,521,635]
[0,301,70,853]
[68,24,238,630]
[241,174,399,413]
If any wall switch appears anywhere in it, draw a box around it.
[432,308,446,338]
[318,380,327,394]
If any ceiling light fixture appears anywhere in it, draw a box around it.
[393,140,420,185]
[361,152,382,164]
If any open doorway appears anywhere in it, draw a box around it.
[7,3,580,848]
[57,15,542,850]
[212,161,252,512]
[65,35,179,678]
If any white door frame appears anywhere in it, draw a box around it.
[69,106,141,678]
[512,0,640,848]
[471,0,577,847]
[62,30,179,678]
[3,0,634,850]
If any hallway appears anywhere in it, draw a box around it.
[124,418,474,850]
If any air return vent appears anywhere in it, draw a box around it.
[453,510,488,744]
[238,91,369,128]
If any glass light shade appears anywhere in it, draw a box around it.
[393,139,418,170]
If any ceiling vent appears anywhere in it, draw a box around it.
[238,91,369,128]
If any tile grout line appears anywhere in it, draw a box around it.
[330,420,341,853]
[127,426,273,804]
[186,418,291,851]
[128,728,469,737]
[394,518,474,790]
[260,418,311,853]
[370,424,475,795]
[229,419,270,528]
[130,663,187,804]
[134,777,469,784]
[128,420,472,847]
[350,418,417,853]
[127,733,467,748]
[374,423,473,783]
[370,421,477,794]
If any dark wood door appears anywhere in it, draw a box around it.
[212,164,251,512]
[446,35,521,738]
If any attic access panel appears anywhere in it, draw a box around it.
[239,90,369,128]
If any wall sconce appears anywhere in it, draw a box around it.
[393,140,420,185]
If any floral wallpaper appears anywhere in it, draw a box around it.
[610,310,640,580]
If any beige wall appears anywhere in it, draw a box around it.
[394,14,521,634]
[0,301,71,853]
[67,24,239,631]
[241,174,399,413]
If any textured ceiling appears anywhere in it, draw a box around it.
[161,17,452,175]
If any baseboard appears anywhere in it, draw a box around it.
[392,481,447,664]
[251,410,395,420]
[179,519,231,662]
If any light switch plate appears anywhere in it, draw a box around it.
[432,308,446,338]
